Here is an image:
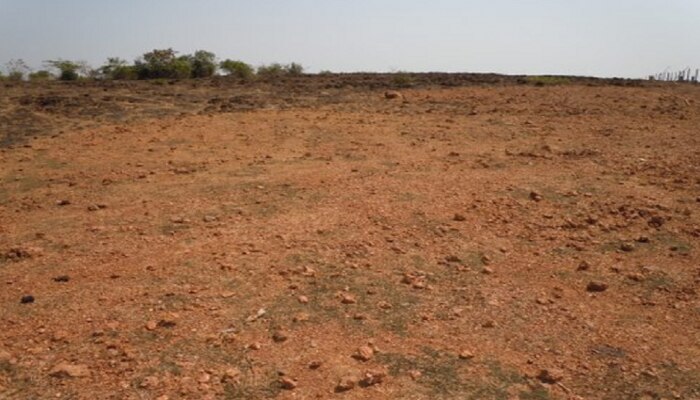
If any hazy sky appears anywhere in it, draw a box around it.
[1,0,698,78]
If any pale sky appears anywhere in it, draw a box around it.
[1,0,698,78]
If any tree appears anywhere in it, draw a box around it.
[28,70,53,81]
[219,59,254,80]
[45,60,81,81]
[135,48,194,79]
[190,50,217,78]
[5,59,30,81]
[100,57,137,80]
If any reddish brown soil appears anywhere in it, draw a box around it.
[1,76,699,399]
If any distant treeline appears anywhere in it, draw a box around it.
[0,49,304,82]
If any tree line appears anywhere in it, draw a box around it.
[0,49,304,82]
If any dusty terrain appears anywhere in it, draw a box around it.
[1,75,699,399]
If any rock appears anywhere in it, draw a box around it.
[272,330,289,343]
[577,261,591,271]
[529,191,543,202]
[198,373,211,383]
[56,200,71,206]
[49,363,90,378]
[298,295,309,304]
[247,342,262,350]
[335,376,357,392]
[409,370,422,380]
[220,291,235,299]
[445,255,461,263]
[586,281,608,292]
[648,216,665,228]
[459,350,475,360]
[53,275,70,282]
[537,368,564,384]
[202,215,218,223]
[20,295,35,304]
[3,247,32,261]
[453,213,466,222]
[620,242,635,252]
[482,266,495,275]
[280,377,297,390]
[384,91,402,100]
[360,370,386,387]
[341,293,357,304]
[222,368,241,383]
[353,345,374,361]
[293,312,310,322]
[308,360,323,370]
[481,320,496,328]
[145,320,158,331]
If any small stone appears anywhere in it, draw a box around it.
[353,345,374,361]
[280,377,297,390]
[56,200,71,206]
[409,370,422,380]
[445,255,461,263]
[308,360,323,370]
[222,368,241,383]
[145,320,158,331]
[577,261,591,271]
[20,295,35,304]
[341,293,357,304]
[53,275,70,283]
[49,363,90,378]
[203,215,218,223]
[298,295,309,304]
[335,376,357,392]
[453,213,466,222]
[586,281,608,292]
[482,266,495,275]
[482,320,496,328]
[360,370,386,386]
[220,291,235,299]
[293,312,310,323]
[272,331,288,343]
[459,350,475,360]
[248,342,262,350]
[620,242,635,252]
[384,91,402,100]
[648,216,665,228]
[198,373,211,383]
[529,191,543,202]
[537,368,564,384]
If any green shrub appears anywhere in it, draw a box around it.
[28,70,53,81]
[524,76,571,86]
[189,50,217,78]
[257,63,304,78]
[100,58,137,80]
[392,72,414,88]
[45,60,81,81]
[220,59,255,80]
[4,59,30,81]
[286,62,304,75]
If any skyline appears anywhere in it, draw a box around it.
[1,0,699,78]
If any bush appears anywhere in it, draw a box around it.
[190,50,217,78]
[391,72,414,88]
[286,62,304,75]
[28,70,53,81]
[135,48,186,79]
[257,63,304,78]
[4,59,30,81]
[45,60,81,81]
[220,59,254,80]
[100,58,137,80]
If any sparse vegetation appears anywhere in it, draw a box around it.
[45,60,82,81]
[523,75,571,86]
[219,59,255,80]
[4,59,30,81]
[257,62,305,78]
[28,70,52,81]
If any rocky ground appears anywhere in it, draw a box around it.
[0,75,699,399]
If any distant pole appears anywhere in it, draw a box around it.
[695,69,699,83]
